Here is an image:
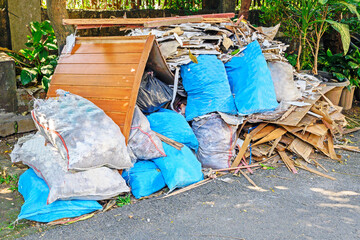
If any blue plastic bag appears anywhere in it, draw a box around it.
[225,41,279,115]
[180,55,237,121]
[147,108,199,151]
[18,169,102,223]
[122,161,166,199]
[153,143,203,192]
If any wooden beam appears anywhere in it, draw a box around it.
[144,16,203,27]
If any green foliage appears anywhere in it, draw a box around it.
[0,174,19,192]
[42,0,202,11]
[9,21,58,92]
[259,0,300,43]
[116,194,131,207]
[319,48,360,86]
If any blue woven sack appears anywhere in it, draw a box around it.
[225,41,278,115]
[18,169,102,223]
[153,143,203,192]
[147,108,199,151]
[122,161,166,199]
[180,55,237,121]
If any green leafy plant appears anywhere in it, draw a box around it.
[9,20,58,92]
[0,174,19,192]
[269,0,359,74]
[116,195,131,207]
[319,48,360,87]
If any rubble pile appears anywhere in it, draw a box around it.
[10,15,353,224]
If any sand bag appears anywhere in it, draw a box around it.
[180,55,237,121]
[11,134,130,204]
[128,106,166,160]
[225,41,278,115]
[153,143,203,192]
[137,70,172,113]
[122,161,166,199]
[17,169,102,222]
[267,61,302,102]
[192,113,238,169]
[31,89,132,171]
[147,108,199,151]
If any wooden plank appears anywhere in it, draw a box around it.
[305,124,328,137]
[251,125,276,141]
[58,53,142,64]
[288,138,313,163]
[105,112,127,124]
[144,16,203,27]
[55,63,138,75]
[70,43,145,54]
[278,151,298,174]
[63,17,230,26]
[86,99,130,113]
[270,86,335,126]
[268,136,281,157]
[50,74,134,87]
[155,132,184,150]
[238,169,258,188]
[231,134,251,168]
[297,114,318,127]
[48,85,132,100]
[297,164,336,180]
[123,35,155,143]
[327,132,340,160]
[253,128,287,146]
[283,125,330,157]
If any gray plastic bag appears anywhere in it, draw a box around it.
[32,89,132,171]
[268,61,302,102]
[11,134,130,204]
[192,113,238,169]
[128,106,166,160]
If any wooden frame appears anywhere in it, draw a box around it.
[47,35,173,142]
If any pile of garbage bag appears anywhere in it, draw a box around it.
[11,17,348,224]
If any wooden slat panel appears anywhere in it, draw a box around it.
[88,99,130,112]
[50,74,134,87]
[105,112,127,124]
[48,85,132,100]
[59,53,142,64]
[71,43,145,54]
[122,35,155,142]
[55,63,138,75]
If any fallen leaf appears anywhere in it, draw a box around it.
[189,50,198,64]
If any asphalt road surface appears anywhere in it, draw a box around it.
[23,133,360,240]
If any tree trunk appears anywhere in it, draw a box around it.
[239,0,251,19]
[46,0,74,54]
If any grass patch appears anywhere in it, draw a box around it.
[116,195,131,207]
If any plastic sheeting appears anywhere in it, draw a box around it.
[225,41,279,115]
[147,108,199,151]
[137,71,173,113]
[192,113,238,169]
[267,61,302,102]
[32,89,132,171]
[11,134,130,204]
[180,55,237,121]
[153,143,203,192]
[18,169,102,223]
[128,106,166,160]
[122,161,166,199]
